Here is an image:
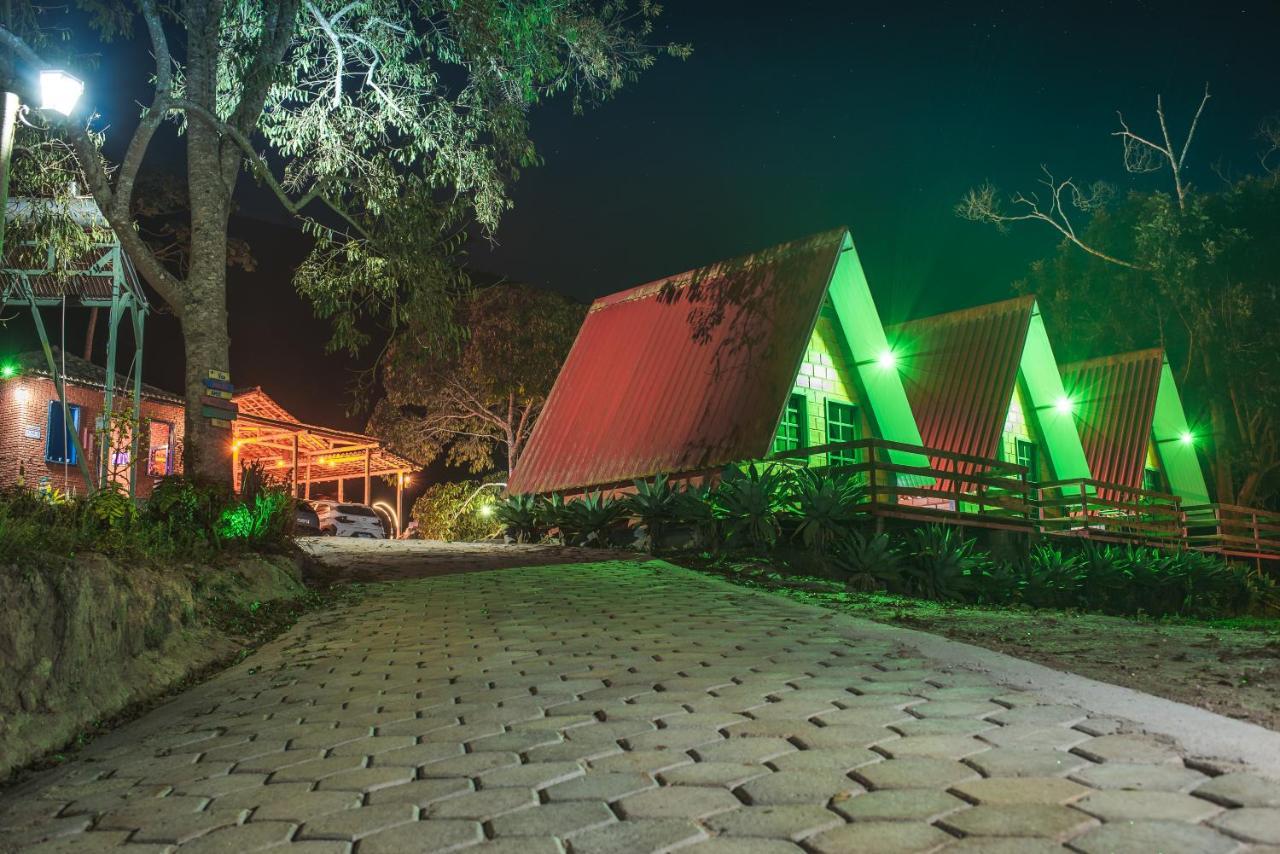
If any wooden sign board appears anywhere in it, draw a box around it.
[209,417,233,430]
[203,377,234,394]
[200,395,239,416]
[207,369,231,382]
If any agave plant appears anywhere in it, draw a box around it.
[559,492,625,547]
[494,494,541,543]
[1019,544,1086,609]
[903,525,986,601]
[671,481,720,551]
[788,469,866,552]
[535,493,570,541]
[626,474,678,552]
[715,463,789,549]
[1076,543,1134,612]
[829,530,904,592]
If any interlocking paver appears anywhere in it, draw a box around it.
[807,821,953,853]
[1071,819,1242,853]
[3,551,1273,853]
[701,804,843,839]
[831,788,967,821]
[1195,772,1280,807]
[1075,789,1224,822]
[937,803,1098,841]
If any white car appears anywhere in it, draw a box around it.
[311,501,387,538]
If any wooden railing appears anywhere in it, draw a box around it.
[1183,503,1280,560]
[768,437,1034,529]
[764,439,1279,560]
[1035,478,1186,546]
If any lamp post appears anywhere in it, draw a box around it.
[0,68,85,259]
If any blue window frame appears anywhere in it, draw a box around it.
[45,401,81,465]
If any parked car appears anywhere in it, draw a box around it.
[294,501,321,536]
[311,501,387,538]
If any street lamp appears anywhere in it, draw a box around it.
[1,68,86,259]
[38,70,85,117]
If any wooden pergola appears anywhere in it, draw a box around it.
[231,389,417,531]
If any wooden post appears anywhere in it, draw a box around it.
[232,442,240,494]
[338,477,344,502]
[364,447,372,504]
[305,460,312,500]
[292,434,300,498]
[396,472,404,538]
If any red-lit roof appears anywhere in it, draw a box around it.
[1059,349,1163,491]
[509,229,849,494]
[886,296,1034,468]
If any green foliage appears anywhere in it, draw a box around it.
[1019,544,1086,610]
[829,531,904,592]
[787,470,866,552]
[368,283,587,472]
[671,482,720,551]
[902,525,987,602]
[494,493,541,543]
[716,464,789,548]
[411,481,503,542]
[215,491,295,546]
[556,492,625,547]
[626,474,678,552]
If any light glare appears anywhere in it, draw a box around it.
[1053,396,1074,415]
[39,70,84,116]
[877,350,897,370]
[1180,431,1194,445]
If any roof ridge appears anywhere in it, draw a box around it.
[588,227,848,313]
[1060,347,1165,372]
[887,293,1036,333]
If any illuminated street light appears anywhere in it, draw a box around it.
[38,70,85,116]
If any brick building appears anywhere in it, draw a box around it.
[2,349,184,499]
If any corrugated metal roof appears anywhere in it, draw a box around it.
[886,296,1034,469]
[1059,349,1164,491]
[15,348,184,404]
[509,229,849,495]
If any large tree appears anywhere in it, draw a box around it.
[0,1,685,485]
[959,87,1280,506]
[369,282,584,474]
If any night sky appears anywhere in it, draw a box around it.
[6,1,1279,443]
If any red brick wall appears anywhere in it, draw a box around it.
[0,375,186,499]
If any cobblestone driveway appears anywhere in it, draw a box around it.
[4,558,1280,853]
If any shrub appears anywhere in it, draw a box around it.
[412,481,502,541]
[671,481,720,551]
[626,475,678,552]
[788,470,865,552]
[494,494,541,543]
[903,525,986,602]
[558,492,625,547]
[829,530,904,592]
[1020,544,1086,609]
[716,464,788,548]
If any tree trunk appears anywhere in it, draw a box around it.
[1208,397,1235,505]
[180,0,235,488]
[83,307,98,360]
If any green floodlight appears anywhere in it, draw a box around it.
[1053,395,1074,415]
[1179,431,1194,446]
[877,349,897,370]
[0,363,16,379]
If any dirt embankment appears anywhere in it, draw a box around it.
[0,552,307,780]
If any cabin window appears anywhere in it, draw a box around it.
[44,401,81,465]
[826,400,860,466]
[148,421,174,476]
[774,394,807,453]
[1142,466,1163,493]
[1014,438,1038,482]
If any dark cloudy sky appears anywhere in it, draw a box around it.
[6,0,1279,432]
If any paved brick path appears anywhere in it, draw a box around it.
[4,557,1280,853]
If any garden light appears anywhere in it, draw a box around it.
[1180,431,1194,445]
[39,70,84,116]
[877,349,897,370]
[1053,395,1074,415]
[478,504,493,518]
[0,362,15,379]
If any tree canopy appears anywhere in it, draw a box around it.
[959,88,1280,506]
[0,0,686,483]
[369,282,585,474]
